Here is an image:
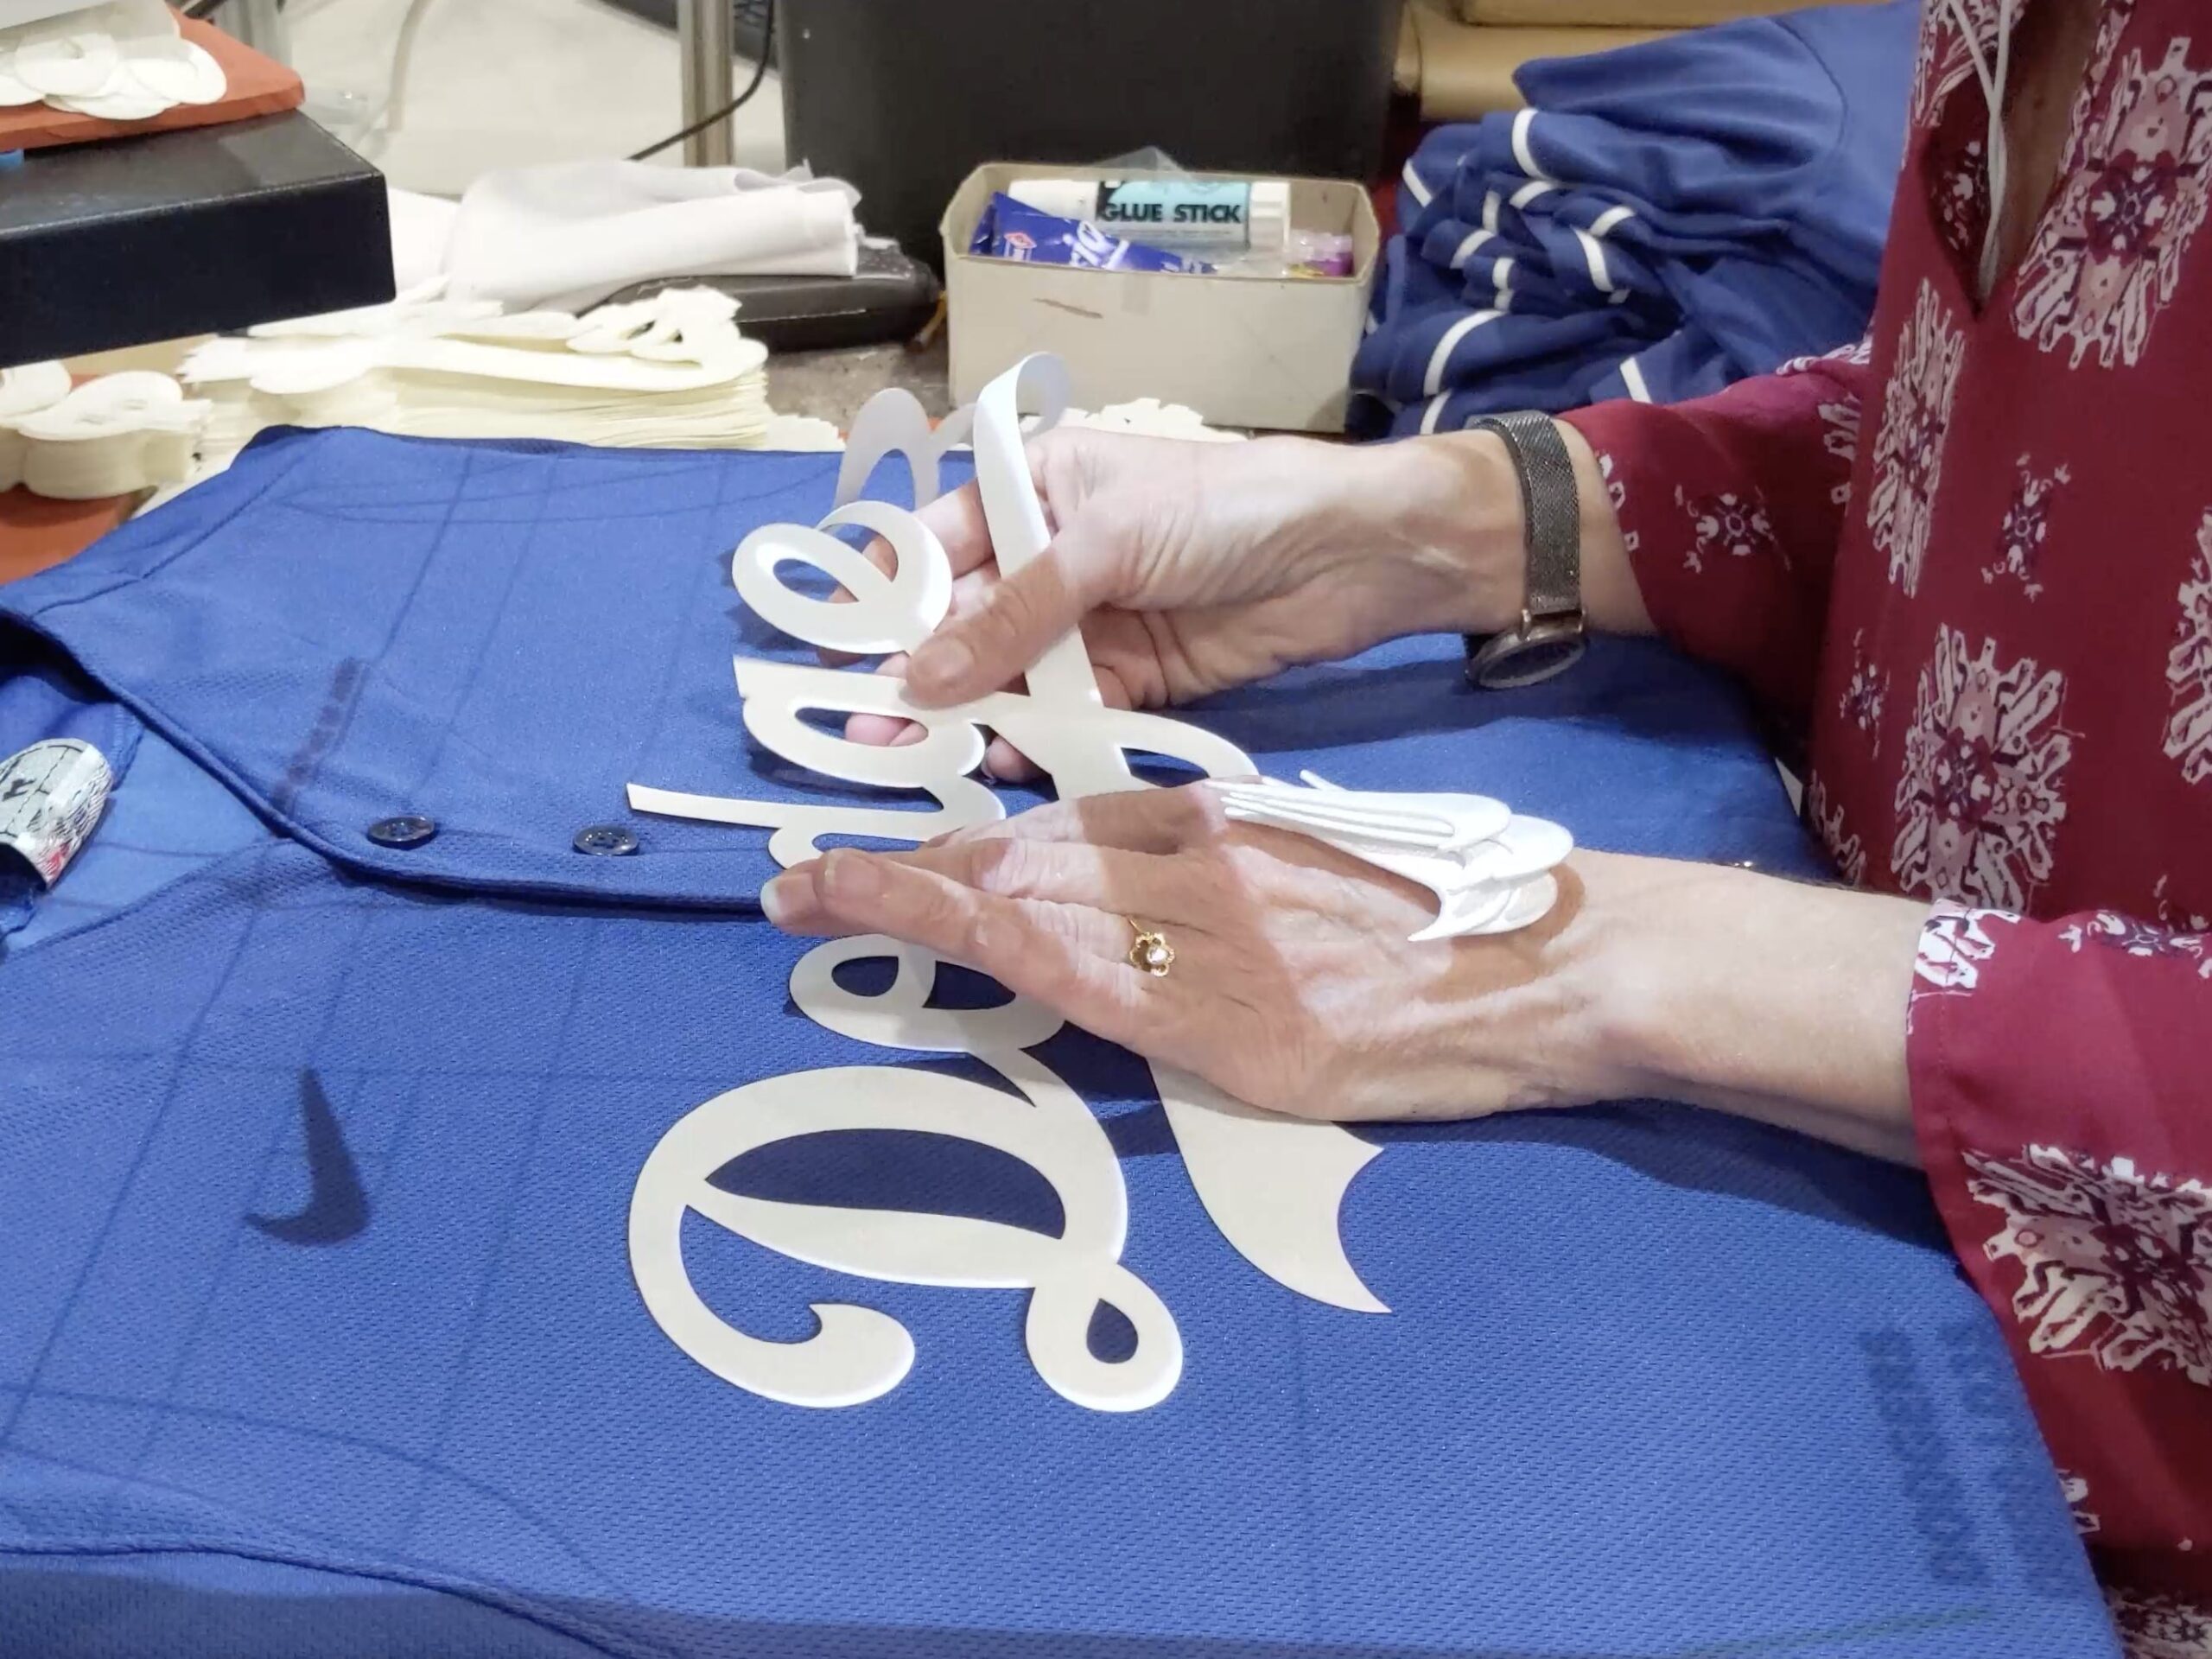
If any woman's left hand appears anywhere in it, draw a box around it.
[762,783,1933,1156]
[760,784,1646,1122]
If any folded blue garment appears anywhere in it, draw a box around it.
[1354,0,1918,436]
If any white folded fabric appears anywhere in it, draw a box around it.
[442,162,862,313]
[386,188,461,295]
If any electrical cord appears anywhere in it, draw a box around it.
[627,0,774,162]
[184,0,769,163]
[381,0,441,139]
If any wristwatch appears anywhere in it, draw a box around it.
[1463,410,1588,690]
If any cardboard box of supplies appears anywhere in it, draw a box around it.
[940,162,1380,434]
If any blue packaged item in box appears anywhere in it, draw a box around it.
[969,190,1213,274]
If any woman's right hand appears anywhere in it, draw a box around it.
[845,421,1637,777]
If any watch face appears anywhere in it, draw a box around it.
[1466,629,1587,690]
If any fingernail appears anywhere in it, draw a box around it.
[908,635,973,697]
[760,874,801,925]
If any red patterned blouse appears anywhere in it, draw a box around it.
[1563,1,2212,1649]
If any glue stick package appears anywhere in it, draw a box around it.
[968,194,1215,276]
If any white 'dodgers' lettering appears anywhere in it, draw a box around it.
[629,353,1386,1414]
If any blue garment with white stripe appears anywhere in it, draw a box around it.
[1353,0,1916,436]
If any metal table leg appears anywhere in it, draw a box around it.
[677,0,735,167]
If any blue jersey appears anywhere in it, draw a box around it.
[0,428,2118,1657]
[1354,0,1917,436]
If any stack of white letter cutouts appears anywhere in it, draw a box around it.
[0,362,209,499]
[1216,773,1570,940]
[0,0,224,122]
[181,283,776,471]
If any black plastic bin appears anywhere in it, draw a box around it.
[779,0,1401,268]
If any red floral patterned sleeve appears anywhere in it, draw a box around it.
[1910,901,2212,1642]
[1560,343,1873,743]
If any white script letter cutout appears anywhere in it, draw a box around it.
[629,1046,1180,1412]
[628,355,1384,1414]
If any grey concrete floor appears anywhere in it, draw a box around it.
[287,0,786,196]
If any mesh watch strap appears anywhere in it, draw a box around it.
[1471,411,1582,624]
[1462,411,1587,690]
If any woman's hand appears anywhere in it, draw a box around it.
[760,785,1927,1155]
[844,423,1649,778]
[765,785,1616,1119]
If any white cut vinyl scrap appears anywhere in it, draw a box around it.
[0,360,70,418]
[118,35,222,105]
[0,0,224,121]
[0,360,70,491]
[213,327,763,397]
[180,286,777,465]
[0,58,41,105]
[11,27,118,98]
[629,353,1398,1412]
[50,86,161,119]
[0,369,208,499]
